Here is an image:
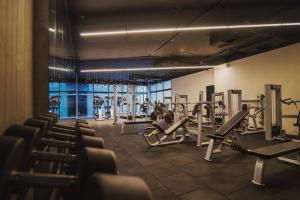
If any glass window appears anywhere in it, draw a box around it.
[108,84,114,92]
[78,84,93,92]
[59,83,76,91]
[150,84,156,92]
[156,82,163,91]
[49,82,149,119]
[157,91,163,103]
[59,92,76,119]
[150,92,157,102]
[94,84,108,92]
[49,82,59,91]
[164,90,171,98]
[116,85,123,92]
[122,85,127,93]
[163,80,171,90]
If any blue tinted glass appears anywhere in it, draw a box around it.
[150,84,156,92]
[59,92,76,119]
[150,92,157,102]
[108,84,114,92]
[94,84,108,92]
[156,82,163,91]
[122,85,127,92]
[116,85,123,92]
[49,82,59,91]
[59,83,76,91]
[157,91,163,103]
[78,84,93,92]
[163,80,171,89]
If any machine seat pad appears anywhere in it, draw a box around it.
[251,141,300,159]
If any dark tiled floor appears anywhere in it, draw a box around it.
[90,121,300,200]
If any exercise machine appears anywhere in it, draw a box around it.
[204,84,300,186]
[281,98,300,135]
[94,96,104,120]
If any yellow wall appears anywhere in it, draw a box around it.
[214,43,300,134]
[171,43,300,134]
[0,0,33,133]
[172,69,214,111]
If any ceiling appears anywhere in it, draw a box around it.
[66,0,300,82]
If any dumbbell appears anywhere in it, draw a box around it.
[0,136,153,200]
[0,136,121,200]
[3,125,114,176]
[24,119,103,156]
[37,114,95,137]
[35,115,97,146]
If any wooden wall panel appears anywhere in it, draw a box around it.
[0,0,33,134]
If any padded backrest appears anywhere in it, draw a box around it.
[165,117,189,135]
[3,125,40,170]
[215,110,249,136]
[0,136,26,199]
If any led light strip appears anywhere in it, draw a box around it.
[49,66,72,72]
[80,22,300,37]
[49,28,56,32]
[80,66,211,73]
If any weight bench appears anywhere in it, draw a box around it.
[143,117,190,147]
[248,141,300,185]
[204,109,249,161]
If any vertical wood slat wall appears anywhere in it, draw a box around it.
[0,0,33,134]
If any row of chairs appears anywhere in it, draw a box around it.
[0,113,153,200]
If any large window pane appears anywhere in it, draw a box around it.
[108,84,114,92]
[157,91,163,103]
[156,82,163,91]
[79,84,93,92]
[49,82,59,91]
[150,93,157,102]
[164,90,171,98]
[60,83,76,91]
[150,84,156,92]
[49,92,60,114]
[163,80,171,90]
[59,92,76,119]
[94,84,108,92]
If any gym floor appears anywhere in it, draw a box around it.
[88,120,300,200]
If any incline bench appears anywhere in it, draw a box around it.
[143,117,190,147]
[204,109,249,161]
